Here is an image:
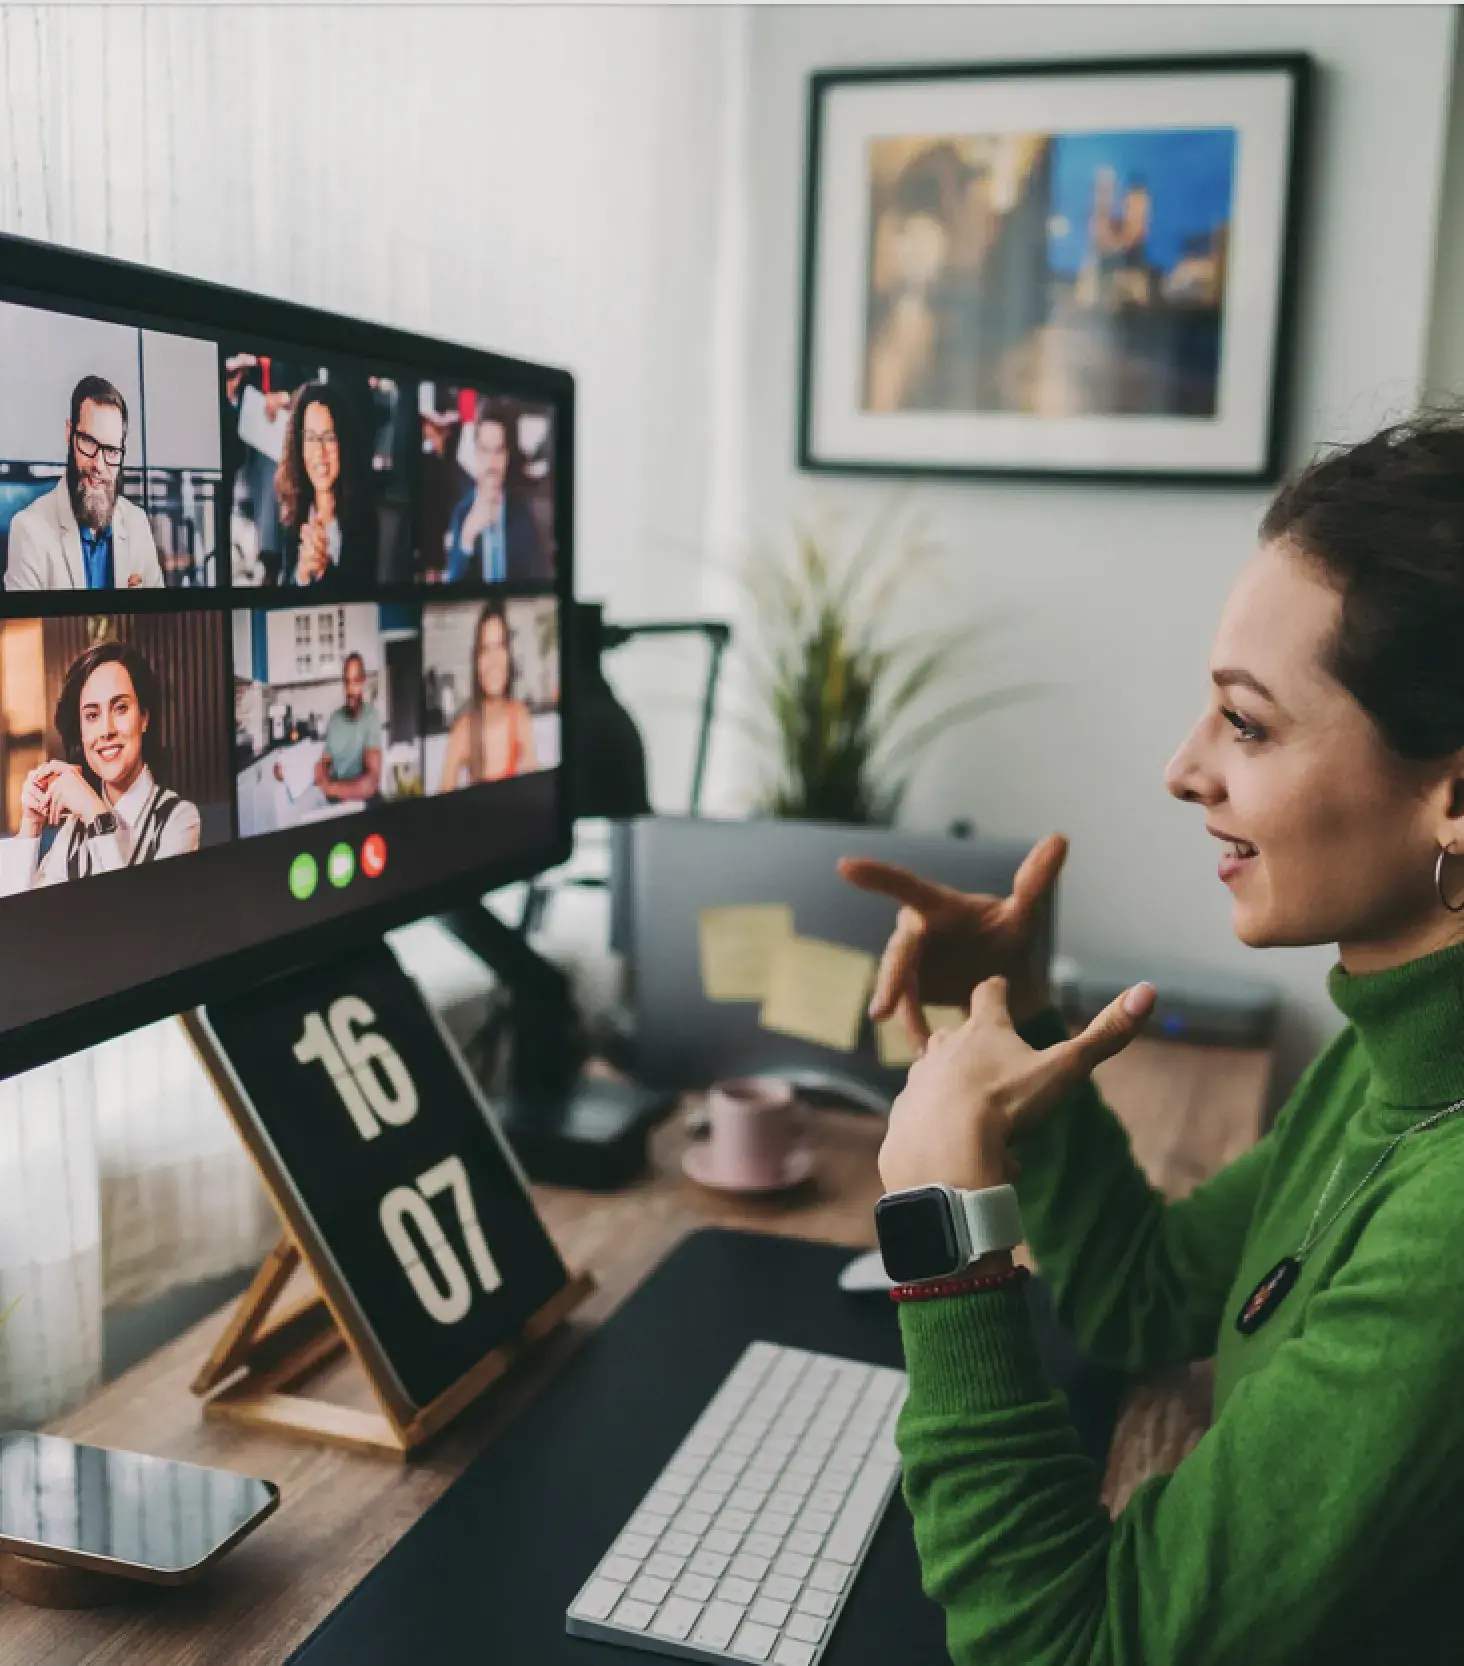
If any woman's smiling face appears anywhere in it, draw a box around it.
[1164,541,1463,971]
[477,613,511,701]
[80,660,147,796]
[301,401,340,497]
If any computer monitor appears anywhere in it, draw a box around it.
[622,816,1056,1108]
[0,231,574,1082]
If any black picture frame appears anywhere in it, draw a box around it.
[797,53,1312,486]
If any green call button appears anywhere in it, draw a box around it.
[327,842,355,889]
[288,852,319,901]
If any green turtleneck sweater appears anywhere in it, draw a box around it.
[895,937,1464,1665]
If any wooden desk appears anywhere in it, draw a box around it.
[5,1034,1271,1666]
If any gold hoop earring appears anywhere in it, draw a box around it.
[1435,844,1464,914]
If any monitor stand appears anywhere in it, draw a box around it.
[437,904,676,1190]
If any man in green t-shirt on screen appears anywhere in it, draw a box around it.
[315,651,381,803]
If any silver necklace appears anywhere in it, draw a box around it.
[1235,1092,1464,1334]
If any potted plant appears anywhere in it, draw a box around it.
[731,501,1048,825]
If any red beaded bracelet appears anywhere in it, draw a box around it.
[889,1264,1029,1304]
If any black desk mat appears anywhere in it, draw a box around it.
[287,1228,1120,1665]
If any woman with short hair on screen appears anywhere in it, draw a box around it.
[438,601,537,791]
[0,640,200,894]
[275,380,378,591]
[838,412,1464,1662]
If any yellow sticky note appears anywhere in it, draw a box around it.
[759,936,877,1054]
[875,1005,967,1068]
[698,904,796,1001]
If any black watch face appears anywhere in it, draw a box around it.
[875,1188,961,1283]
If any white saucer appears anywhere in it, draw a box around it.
[681,1145,816,1195]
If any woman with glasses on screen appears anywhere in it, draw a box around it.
[0,641,199,894]
[437,601,538,791]
[274,381,378,592]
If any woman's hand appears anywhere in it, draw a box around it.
[296,515,330,584]
[18,762,61,838]
[41,763,108,827]
[878,974,1156,1195]
[838,832,1068,1049]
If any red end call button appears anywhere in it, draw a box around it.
[361,834,388,879]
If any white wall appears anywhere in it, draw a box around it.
[0,2,737,807]
[739,5,1458,1111]
[1426,16,1464,394]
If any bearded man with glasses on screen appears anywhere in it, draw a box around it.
[4,375,163,591]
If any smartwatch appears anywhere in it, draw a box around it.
[874,1183,1023,1284]
[84,811,119,840]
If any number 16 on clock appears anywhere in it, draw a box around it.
[291,994,504,1321]
[186,941,574,1418]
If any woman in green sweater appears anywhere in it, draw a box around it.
[840,414,1464,1664]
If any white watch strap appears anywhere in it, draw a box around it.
[956,1183,1023,1259]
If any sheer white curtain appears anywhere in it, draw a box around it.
[0,1053,102,1425]
[93,1021,277,1311]
[0,1022,276,1427]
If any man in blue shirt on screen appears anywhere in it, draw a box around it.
[443,396,547,584]
[5,376,163,591]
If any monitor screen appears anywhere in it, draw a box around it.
[0,233,573,1078]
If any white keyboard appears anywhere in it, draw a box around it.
[566,1341,906,1665]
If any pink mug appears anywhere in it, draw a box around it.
[698,1077,810,1190]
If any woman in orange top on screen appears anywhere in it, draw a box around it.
[438,601,538,790]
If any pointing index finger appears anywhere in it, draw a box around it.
[837,857,955,917]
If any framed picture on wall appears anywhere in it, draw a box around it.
[798,54,1311,485]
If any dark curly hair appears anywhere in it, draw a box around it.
[1260,409,1464,764]
[55,641,165,793]
[274,380,369,534]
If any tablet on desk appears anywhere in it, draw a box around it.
[0,1433,278,1587]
